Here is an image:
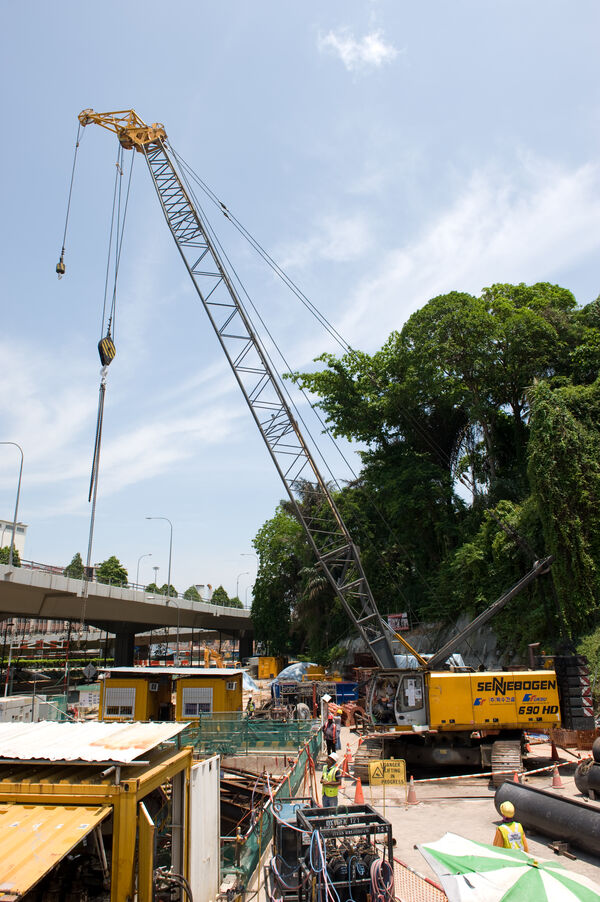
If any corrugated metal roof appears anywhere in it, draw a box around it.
[0,803,110,899]
[103,666,244,676]
[0,721,187,763]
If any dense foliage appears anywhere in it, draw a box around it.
[0,546,21,566]
[63,552,84,579]
[96,555,128,587]
[251,283,600,662]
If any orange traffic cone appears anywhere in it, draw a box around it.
[550,741,560,762]
[552,765,564,789]
[407,776,418,805]
[354,777,365,805]
[513,771,520,783]
[341,750,350,776]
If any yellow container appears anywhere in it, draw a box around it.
[257,656,284,680]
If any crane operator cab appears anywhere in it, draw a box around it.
[367,671,428,728]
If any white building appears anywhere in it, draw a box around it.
[0,519,27,558]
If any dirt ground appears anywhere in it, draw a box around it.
[327,727,600,889]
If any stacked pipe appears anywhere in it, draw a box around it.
[495,781,600,856]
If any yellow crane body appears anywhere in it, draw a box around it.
[427,669,561,732]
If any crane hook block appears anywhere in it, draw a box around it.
[98,335,116,366]
[56,260,66,277]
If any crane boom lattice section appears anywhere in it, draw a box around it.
[141,139,396,668]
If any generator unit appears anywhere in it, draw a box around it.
[267,803,394,902]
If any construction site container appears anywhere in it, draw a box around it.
[99,666,243,722]
[257,656,284,679]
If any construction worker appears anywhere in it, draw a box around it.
[246,696,255,717]
[321,751,342,808]
[493,801,529,851]
[324,712,337,755]
[334,707,343,750]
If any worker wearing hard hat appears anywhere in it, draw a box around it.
[493,801,529,851]
[321,751,342,808]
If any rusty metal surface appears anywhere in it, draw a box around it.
[0,802,110,899]
[0,721,187,763]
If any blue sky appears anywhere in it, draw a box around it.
[1,1,599,602]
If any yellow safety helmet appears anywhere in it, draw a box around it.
[500,801,515,818]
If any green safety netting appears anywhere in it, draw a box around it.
[221,730,322,884]
[180,713,320,757]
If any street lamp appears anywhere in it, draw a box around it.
[236,571,249,600]
[152,565,160,586]
[136,553,152,587]
[146,517,173,597]
[0,442,24,568]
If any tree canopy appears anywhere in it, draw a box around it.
[0,546,21,566]
[64,552,84,579]
[252,282,600,662]
[96,556,128,587]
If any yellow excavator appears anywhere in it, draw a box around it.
[66,110,595,782]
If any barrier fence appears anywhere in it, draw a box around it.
[180,713,320,756]
[220,729,322,883]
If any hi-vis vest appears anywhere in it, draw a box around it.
[322,764,341,797]
[498,821,526,850]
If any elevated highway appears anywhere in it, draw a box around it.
[0,564,253,664]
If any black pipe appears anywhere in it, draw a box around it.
[495,781,600,856]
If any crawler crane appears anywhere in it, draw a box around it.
[70,110,595,780]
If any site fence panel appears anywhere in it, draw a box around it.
[180,714,320,756]
[221,730,323,885]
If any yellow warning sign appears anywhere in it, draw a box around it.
[368,759,406,786]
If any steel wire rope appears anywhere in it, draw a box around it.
[164,149,487,626]
[197,177,542,647]
[56,123,84,275]
[171,144,484,502]
[171,148,351,356]
[160,143,540,656]
[81,146,135,639]
[170,149,443,641]
[172,151,348,503]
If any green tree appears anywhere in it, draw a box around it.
[96,555,128,587]
[160,583,178,598]
[228,595,244,609]
[184,585,201,601]
[251,506,305,656]
[64,552,84,579]
[145,582,161,594]
[211,585,230,606]
[0,546,20,566]
[528,380,600,637]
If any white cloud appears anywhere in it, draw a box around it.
[336,159,600,348]
[278,213,372,269]
[318,28,399,71]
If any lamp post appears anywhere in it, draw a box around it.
[152,565,160,586]
[0,442,24,568]
[146,517,173,597]
[241,553,258,610]
[136,553,152,587]
[236,571,249,601]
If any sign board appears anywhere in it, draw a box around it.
[368,759,406,786]
[79,690,100,708]
[387,613,409,632]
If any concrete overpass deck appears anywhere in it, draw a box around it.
[0,564,253,663]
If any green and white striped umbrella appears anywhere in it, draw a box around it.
[418,832,600,901]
